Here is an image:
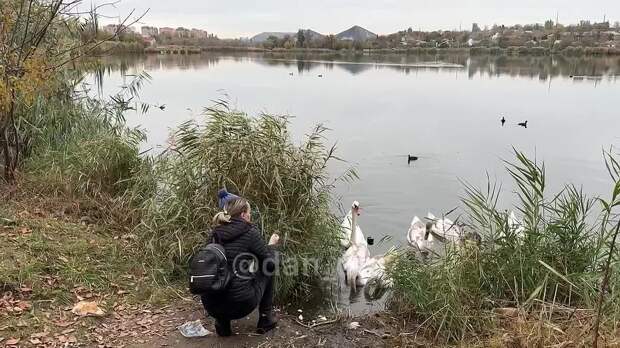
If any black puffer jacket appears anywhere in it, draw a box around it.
[209,218,276,302]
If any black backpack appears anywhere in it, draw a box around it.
[188,232,231,295]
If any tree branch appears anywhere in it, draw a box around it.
[49,8,149,71]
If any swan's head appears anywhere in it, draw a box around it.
[352,201,361,216]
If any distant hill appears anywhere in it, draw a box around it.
[299,29,325,41]
[336,25,377,41]
[251,32,295,43]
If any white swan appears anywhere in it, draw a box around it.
[358,248,397,287]
[341,205,369,290]
[407,216,434,257]
[508,211,525,237]
[340,201,365,249]
[406,213,463,259]
[426,212,462,242]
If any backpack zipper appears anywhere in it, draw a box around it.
[190,275,215,282]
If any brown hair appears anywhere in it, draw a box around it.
[212,197,251,225]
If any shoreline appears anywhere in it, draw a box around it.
[140,45,620,57]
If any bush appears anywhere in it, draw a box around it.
[390,247,487,341]
[388,149,620,341]
[22,96,145,197]
[137,102,351,299]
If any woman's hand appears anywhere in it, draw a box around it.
[268,233,280,246]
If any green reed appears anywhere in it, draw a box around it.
[389,148,620,343]
[136,101,355,299]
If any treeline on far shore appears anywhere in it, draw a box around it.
[121,44,620,56]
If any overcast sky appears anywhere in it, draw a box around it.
[96,0,619,38]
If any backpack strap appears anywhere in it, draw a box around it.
[210,230,222,244]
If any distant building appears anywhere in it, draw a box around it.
[141,26,159,37]
[102,24,132,35]
[602,31,620,39]
[159,27,176,36]
[190,28,208,39]
[141,35,157,46]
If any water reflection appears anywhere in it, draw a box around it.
[95,52,620,82]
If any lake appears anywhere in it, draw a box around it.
[91,52,620,312]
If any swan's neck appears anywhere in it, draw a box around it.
[351,212,362,245]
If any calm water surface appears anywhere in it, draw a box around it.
[91,52,620,312]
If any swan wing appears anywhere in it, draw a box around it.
[340,212,353,248]
[508,211,525,236]
[407,219,426,247]
[342,244,369,288]
[432,217,461,241]
[358,257,379,285]
[410,215,422,226]
[508,211,517,224]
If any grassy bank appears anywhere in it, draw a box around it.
[388,149,620,345]
[1,92,347,345]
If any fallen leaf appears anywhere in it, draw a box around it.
[71,301,105,317]
[16,301,31,310]
[54,321,73,327]
[67,335,77,343]
[5,338,20,345]
[31,332,49,338]
[61,328,75,335]
[30,338,42,345]
[348,321,361,329]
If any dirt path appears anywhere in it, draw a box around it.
[96,300,411,348]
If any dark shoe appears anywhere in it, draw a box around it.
[215,319,232,337]
[256,312,278,334]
